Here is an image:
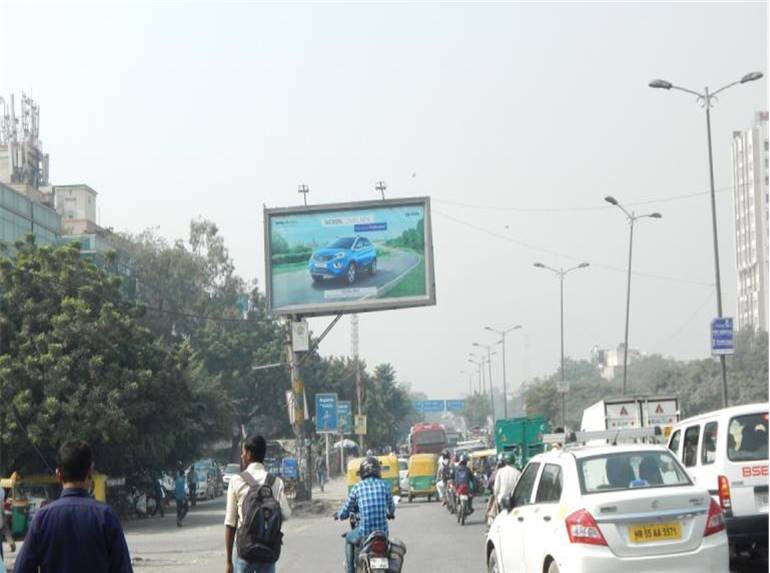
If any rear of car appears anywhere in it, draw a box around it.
[223,463,241,490]
[668,403,768,555]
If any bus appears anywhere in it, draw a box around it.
[409,423,448,455]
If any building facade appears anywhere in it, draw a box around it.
[0,182,62,249]
[732,111,769,332]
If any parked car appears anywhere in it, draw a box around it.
[667,402,768,558]
[398,458,409,494]
[486,444,728,573]
[222,463,241,490]
[188,460,218,501]
[308,236,377,285]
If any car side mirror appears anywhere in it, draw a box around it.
[501,493,514,512]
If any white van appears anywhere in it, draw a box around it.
[667,403,768,556]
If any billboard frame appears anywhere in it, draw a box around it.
[264,196,436,317]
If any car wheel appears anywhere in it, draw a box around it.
[546,559,560,573]
[369,258,377,275]
[487,549,500,573]
[346,262,357,284]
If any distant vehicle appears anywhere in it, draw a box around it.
[222,463,241,489]
[486,444,728,572]
[189,460,218,500]
[445,430,463,449]
[308,236,377,285]
[409,423,447,455]
[398,458,409,494]
[581,397,679,442]
[667,402,768,558]
[495,416,550,469]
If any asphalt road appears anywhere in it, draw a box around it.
[272,249,421,308]
[3,480,765,572]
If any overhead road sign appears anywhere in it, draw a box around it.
[445,400,465,412]
[711,317,734,356]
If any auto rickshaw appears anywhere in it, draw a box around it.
[346,454,400,495]
[406,453,437,502]
[0,473,64,537]
[469,448,497,494]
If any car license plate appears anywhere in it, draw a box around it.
[629,522,682,543]
[757,493,769,512]
[369,557,389,569]
[316,262,326,268]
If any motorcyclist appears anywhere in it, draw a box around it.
[436,450,451,504]
[452,453,476,514]
[486,451,520,524]
[335,456,395,573]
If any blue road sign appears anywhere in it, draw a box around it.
[711,317,735,356]
[315,393,338,433]
[337,401,352,434]
[446,399,466,412]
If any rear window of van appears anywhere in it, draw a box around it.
[728,413,769,462]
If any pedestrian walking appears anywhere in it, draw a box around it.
[187,467,198,507]
[13,440,133,573]
[0,483,15,564]
[175,469,188,526]
[225,435,291,573]
[315,455,327,493]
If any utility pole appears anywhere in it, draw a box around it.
[298,184,309,206]
[286,316,311,500]
[351,314,364,451]
[376,181,387,200]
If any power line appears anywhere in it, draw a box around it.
[433,209,714,288]
[432,185,733,214]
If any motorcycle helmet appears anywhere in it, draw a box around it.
[359,456,382,479]
[502,451,516,466]
[459,453,470,465]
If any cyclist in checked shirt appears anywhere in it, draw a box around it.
[335,457,395,573]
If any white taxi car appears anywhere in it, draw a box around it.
[486,444,728,573]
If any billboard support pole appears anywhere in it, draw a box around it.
[352,314,364,451]
[286,316,311,501]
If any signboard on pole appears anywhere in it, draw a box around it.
[292,319,310,352]
[711,317,735,356]
[445,399,465,412]
[354,414,367,436]
[285,390,296,425]
[264,197,436,317]
[337,401,352,434]
[314,393,338,433]
[556,381,570,394]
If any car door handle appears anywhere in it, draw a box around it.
[517,516,524,522]
[543,516,551,522]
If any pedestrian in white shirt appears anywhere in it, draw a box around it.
[486,452,521,527]
[224,436,291,573]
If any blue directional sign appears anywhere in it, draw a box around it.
[711,317,735,356]
[337,400,352,434]
[445,399,466,412]
[315,393,338,433]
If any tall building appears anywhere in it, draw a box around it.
[732,111,769,332]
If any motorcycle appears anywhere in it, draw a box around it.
[455,483,471,526]
[445,480,457,514]
[336,497,406,573]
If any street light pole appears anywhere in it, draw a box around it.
[605,196,662,395]
[473,343,497,421]
[649,71,764,407]
[534,262,589,428]
[484,324,522,419]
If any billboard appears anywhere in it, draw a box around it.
[315,393,338,433]
[264,197,436,316]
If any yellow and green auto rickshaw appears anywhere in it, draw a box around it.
[407,453,438,502]
[0,473,64,537]
[346,454,400,495]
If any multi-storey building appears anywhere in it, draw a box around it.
[732,111,769,332]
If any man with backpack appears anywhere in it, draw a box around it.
[225,435,291,573]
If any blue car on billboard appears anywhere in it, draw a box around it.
[308,236,377,285]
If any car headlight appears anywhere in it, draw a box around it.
[335,252,346,259]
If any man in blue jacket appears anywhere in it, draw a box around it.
[14,440,133,573]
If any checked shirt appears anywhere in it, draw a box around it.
[338,477,395,538]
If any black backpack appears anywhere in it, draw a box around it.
[236,473,283,564]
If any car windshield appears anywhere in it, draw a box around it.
[728,412,769,462]
[327,237,355,249]
[578,450,691,494]
[224,464,240,474]
[414,430,445,445]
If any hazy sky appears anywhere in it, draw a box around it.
[1,1,767,399]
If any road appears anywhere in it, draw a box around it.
[3,478,765,572]
[272,249,420,308]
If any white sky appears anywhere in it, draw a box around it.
[1,1,767,399]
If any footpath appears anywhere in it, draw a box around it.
[291,474,348,518]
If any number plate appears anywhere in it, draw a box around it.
[629,522,682,543]
[369,557,389,569]
[316,262,327,268]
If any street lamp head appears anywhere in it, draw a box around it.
[649,79,673,90]
[533,262,545,268]
[740,71,763,84]
[650,212,662,219]
[472,342,481,348]
[578,262,590,269]
[513,324,522,330]
[604,195,618,206]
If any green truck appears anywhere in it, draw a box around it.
[494,416,550,469]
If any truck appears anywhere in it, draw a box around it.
[494,415,550,469]
[580,396,679,442]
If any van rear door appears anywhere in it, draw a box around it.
[726,411,769,517]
